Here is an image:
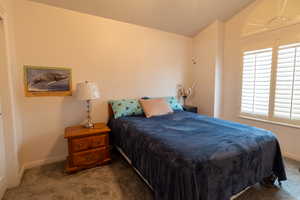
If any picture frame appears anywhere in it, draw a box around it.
[24,65,72,97]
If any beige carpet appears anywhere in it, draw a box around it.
[3,153,300,200]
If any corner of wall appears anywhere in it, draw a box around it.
[213,21,225,118]
[189,20,225,117]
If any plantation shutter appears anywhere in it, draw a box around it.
[274,43,300,120]
[241,48,272,116]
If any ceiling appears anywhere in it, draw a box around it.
[243,0,300,37]
[29,0,254,37]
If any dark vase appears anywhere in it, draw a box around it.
[182,96,187,106]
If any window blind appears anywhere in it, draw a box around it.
[274,43,300,120]
[241,48,272,116]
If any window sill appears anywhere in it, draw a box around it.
[239,115,300,129]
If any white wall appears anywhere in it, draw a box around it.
[12,0,192,167]
[222,0,300,161]
[213,22,224,118]
[188,21,224,117]
[0,0,22,189]
[0,18,7,199]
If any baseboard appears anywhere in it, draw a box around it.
[283,152,300,162]
[22,155,66,170]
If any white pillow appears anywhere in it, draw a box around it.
[139,98,173,118]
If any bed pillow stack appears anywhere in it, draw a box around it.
[109,96,182,119]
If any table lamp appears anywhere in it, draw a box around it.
[76,81,100,128]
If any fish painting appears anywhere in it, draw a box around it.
[24,66,72,96]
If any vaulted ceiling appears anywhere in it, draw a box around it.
[29,0,254,37]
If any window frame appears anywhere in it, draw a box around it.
[239,47,273,121]
[239,41,300,127]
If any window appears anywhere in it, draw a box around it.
[274,43,300,120]
[241,48,272,116]
[240,42,300,126]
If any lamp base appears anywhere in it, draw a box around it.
[84,99,94,128]
[84,120,94,128]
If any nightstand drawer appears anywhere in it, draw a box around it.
[72,137,90,152]
[72,148,108,166]
[71,134,108,152]
[90,134,108,148]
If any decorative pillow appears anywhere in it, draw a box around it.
[164,96,183,111]
[109,99,143,119]
[139,98,173,118]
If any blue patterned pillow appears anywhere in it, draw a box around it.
[164,96,183,111]
[109,99,143,119]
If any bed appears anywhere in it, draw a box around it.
[108,110,287,200]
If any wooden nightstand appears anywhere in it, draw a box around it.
[64,123,111,173]
[183,105,198,113]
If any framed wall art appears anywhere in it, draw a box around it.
[24,66,72,97]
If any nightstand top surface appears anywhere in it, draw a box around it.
[65,123,111,138]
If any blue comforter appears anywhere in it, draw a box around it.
[108,111,286,200]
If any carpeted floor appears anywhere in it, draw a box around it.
[3,152,300,200]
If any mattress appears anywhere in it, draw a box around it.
[108,111,286,200]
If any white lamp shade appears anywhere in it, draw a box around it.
[76,81,100,100]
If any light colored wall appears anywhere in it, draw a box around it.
[188,21,223,117]
[13,0,192,167]
[222,0,300,161]
[213,22,224,118]
[0,17,7,199]
[0,0,22,189]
